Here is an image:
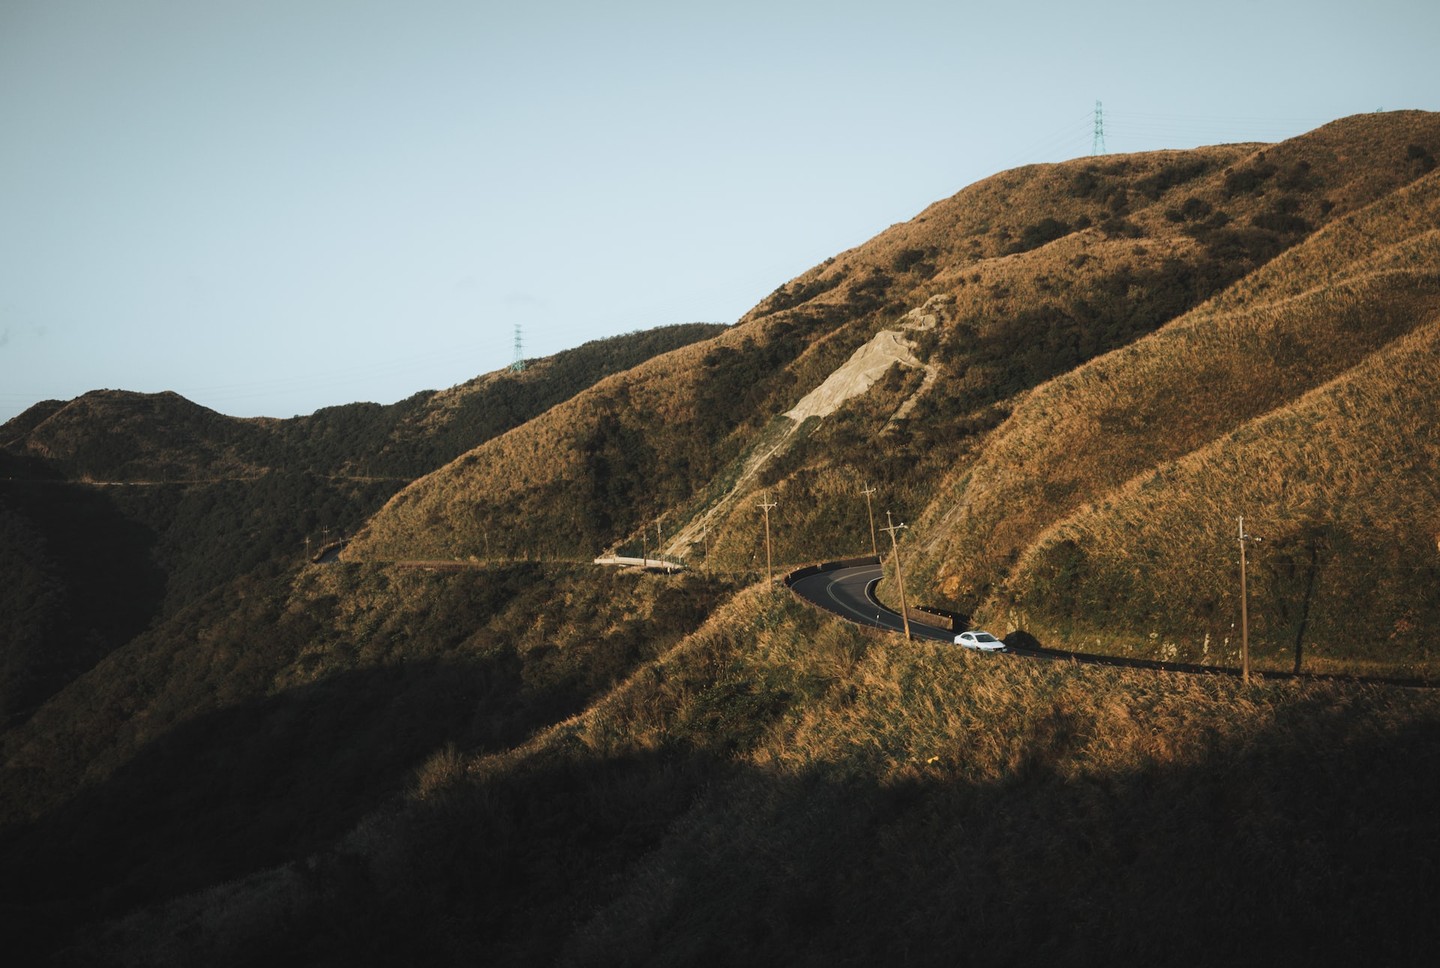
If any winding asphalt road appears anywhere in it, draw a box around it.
[790,561,1247,667]
[788,562,955,644]
[791,560,1251,668]
[788,561,1433,686]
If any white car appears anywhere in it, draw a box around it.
[954,630,1006,652]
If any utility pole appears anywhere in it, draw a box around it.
[642,528,648,571]
[881,511,912,641]
[758,492,778,584]
[1237,515,1262,684]
[1092,99,1106,156]
[861,483,878,558]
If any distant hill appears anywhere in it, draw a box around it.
[1,322,728,483]
[4,112,1440,966]
[0,323,725,727]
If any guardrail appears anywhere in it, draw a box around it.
[904,604,959,632]
[593,555,685,572]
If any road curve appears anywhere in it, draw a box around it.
[790,561,1232,664]
[787,562,1434,687]
[788,563,953,643]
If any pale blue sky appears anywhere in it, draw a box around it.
[2,0,1436,422]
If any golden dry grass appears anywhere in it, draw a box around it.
[998,316,1440,674]
[916,173,1440,559]
[22,113,1440,967]
[908,168,1440,673]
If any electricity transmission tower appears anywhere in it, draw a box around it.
[1092,100,1106,156]
[511,324,527,372]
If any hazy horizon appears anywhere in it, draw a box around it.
[4,0,1438,424]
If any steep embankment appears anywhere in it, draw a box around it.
[906,163,1440,675]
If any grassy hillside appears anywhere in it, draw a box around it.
[2,390,274,481]
[904,162,1440,676]
[5,112,1440,964]
[1,323,727,482]
[1,561,737,957]
[65,587,1440,966]
[347,114,1440,683]
[273,322,729,479]
[1001,318,1440,678]
[0,324,722,727]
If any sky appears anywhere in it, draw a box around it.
[2,0,1437,423]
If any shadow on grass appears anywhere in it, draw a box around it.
[1003,628,1437,688]
[41,691,1440,968]
[0,654,550,962]
[0,481,166,727]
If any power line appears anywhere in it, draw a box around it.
[1238,515,1262,685]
